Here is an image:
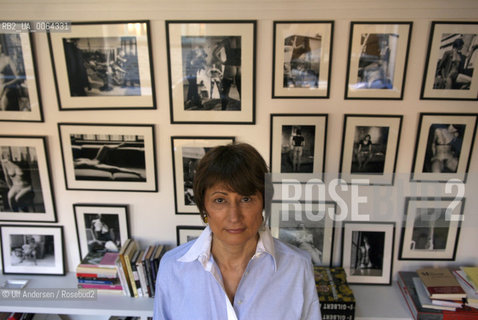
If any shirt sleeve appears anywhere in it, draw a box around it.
[301,259,322,320]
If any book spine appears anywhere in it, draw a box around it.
[115,257,131,297]
[78,283,123,290]
[137,259,149,298]
[76,272,117,279]
[78,279,115,285]
[144,254,155,297]
[124,253,138,297]
[131,260,142,297]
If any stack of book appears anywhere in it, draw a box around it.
[314,266,355,320]
[76,251,123,295]
[398,267,478,320]
[454,267,478,309]
[116,239,166,298]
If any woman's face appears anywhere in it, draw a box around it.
[204,183,263,248]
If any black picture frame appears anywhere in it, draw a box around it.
[420,21,478,100]
[340,221,395,285]
[0,224,65,276]
[272,20,334,99]
[270,200,335,267]
[270,113,327,183]
[0,136,56,222]
[398,197,464,261]
[58,123,158,192]
[176,225,205,246]
[339,114,403,185]
[410,113,478,182]
[0,32,43,122]
[48,20,156,110]
[171,136,235,214]
[345,21,413,100]
[166,20,256,124]
[73,203,130,260]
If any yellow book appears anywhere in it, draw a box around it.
[461,267,478,292]
[123,239,139,298]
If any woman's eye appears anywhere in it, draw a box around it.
[214,198,225,204]
[242,197,252,202]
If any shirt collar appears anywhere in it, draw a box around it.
[178,225,277,271]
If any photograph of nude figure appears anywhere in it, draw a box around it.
[411,113,478,182]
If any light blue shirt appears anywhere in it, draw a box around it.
[153,225,321,320]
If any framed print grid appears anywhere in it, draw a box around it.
[0,136,56,222]
[73,203,130,260]
[176,225,205,246]
[270,201,335,267]
[171,136,235,214]
[339,114,403,185]
[270,114,327,183]
[0,225,65,275]
[421,21,478,100]
[58,123,157,192]
[166,20,256,124]
[410,113,478,182]
[272,21,334,98]
[345,22,412,100]
[48,20,156,110]
[341,221,395,285]
[398,197,464,261]
[0,32,43,122]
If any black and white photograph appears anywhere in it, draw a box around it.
[399,198,464,260]
[167,21,256,124]
[270,201,335,266]
[411,113,477,182]
[270,114,327,182]
[340,115,402,185]
[0,136,56,222]
[74,204,130,259]
[48,21,155,110]
[345,22,412,99]
[341,222,394,285]
[176,225,205,246]
[272,21,333,98]
[58,123,157,191]
[421,22,478,100]
[0,225,65,275]
[171,137,235,214]
[0,33,42,122]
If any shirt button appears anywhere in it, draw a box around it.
[237,300,243,305]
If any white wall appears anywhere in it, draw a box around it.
[1,0,477,276]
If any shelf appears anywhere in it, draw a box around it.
[0,273,412,319]
[0,273,153,318]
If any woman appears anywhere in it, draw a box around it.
[0,42,23,111]
[356,134,373,170]
[1,151,34,212]
[154,143,320,320]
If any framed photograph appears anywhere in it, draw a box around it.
[399,197,464,260]
[411,113,477,182]
[339,114,402,185]
[166,20,256,124]
[345,22,412,99]
[270,201,335,267]
[272,21,334,98]
[0,225,65,275]
[58,123,157,192]
[0,33,43,122]
[176,225,205,246]
[341,222,395,285]
[48,20,155,110]
[73,203,130,259]
[421,22,478,100]
[270,114,327,182]
[171,136,235,214]
[0,136,56,222]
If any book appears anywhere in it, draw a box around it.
[417,267,467,300]
[461,267,478,293]
[314,266,355,320]
[78,278,116,285]
[143,245,155,297]
[454,270,478,308]
[412,277,457,311]
[76,272,117,279]
[130,249,143,297]
[115,254,131,297]
[118,239,133,296]
[136,249,149,297]
[123,239,139,298]
[78,251,119,269]
[398,271,478,320]
[78,282,123,290]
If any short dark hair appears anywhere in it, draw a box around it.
[193,143,270,221]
